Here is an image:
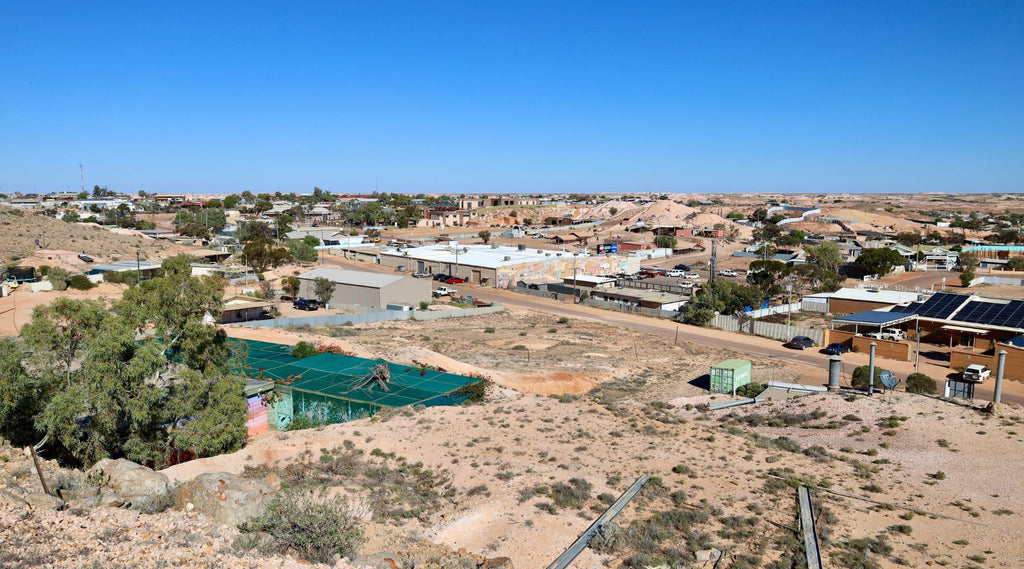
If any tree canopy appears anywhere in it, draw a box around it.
[3,255,248,468]
[854,248,905,277]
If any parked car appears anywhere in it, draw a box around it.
[719,269,739,277]
[678,280,696,288]
[665,270,685,277]
[673,263,691,271]
[433,286,457,297]
[433,273,451,281]
[293,298,320,311]
[866,328,905,342]
[444,276,466,284]
[786,336,815,350]
[684,272,701,279]
[822,342,851,355]
[963,364,991,383]
[412,271,431,278]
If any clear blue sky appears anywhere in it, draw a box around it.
[2,1,1022,195]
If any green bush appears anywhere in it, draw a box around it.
[735,382,766,398]
[286,415,327,431]
[238,485,362,564]
[549,477,592,509]
[291,341,319,359]
[851,365,884,389]
[48,267,69,291]
[906,373,937,394]
[67,275,96,290]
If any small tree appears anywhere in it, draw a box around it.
[314,277,334,307]
[609,207,618,216]
[958,251,979,287]
[1007,257,1024,271]
[654,234,677,249]
[478,230,491,244]
[282,276,301,298]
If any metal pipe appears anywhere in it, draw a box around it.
[868,342,877,396]
[994,349,1007,404]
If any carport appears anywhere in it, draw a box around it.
[831,310,918,336]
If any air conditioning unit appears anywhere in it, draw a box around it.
[503,256,511,261]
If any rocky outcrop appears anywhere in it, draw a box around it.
[175,472,275,526]
[85,458,172,512]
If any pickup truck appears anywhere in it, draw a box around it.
[433,286,457,297]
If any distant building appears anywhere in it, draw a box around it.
[378,243,641,289]
[296,268,430,309]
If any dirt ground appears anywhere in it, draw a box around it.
[164,383,1024,568]
[0,208,189,265]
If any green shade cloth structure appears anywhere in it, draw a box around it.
[235,339,482,426]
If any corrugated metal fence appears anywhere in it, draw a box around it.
[235,304,504,328]
[710,314,823,345]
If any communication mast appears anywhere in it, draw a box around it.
[80,164,84,194]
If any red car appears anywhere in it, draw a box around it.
[444,276,466,284]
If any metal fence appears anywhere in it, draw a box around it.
[235,303,504,328]
[801,298,830,313]
[710,314,823,345]
[580,297,677,319]
[745,302,801,319]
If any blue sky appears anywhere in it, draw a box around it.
[1,1,1022,195]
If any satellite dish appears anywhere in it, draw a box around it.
[880,370,899,389]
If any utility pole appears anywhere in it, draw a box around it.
[572,254,579,303]
[136,249,141,286]
[709,239,718,284]
[80,164,84,195]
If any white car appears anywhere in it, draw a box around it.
[684,272,700,279]
[665,270,685,277]
[963,364,991,383]
[678,280,696,288]
[719,269,738,277]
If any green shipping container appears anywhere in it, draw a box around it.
[710,359,752,394]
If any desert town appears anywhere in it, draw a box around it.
[1,190,1023,568]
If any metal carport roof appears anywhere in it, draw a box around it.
[833,311,918,327]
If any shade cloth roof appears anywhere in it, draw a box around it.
[237,339,480,408]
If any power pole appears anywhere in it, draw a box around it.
[80,164,84,195]
[709,239,718,284]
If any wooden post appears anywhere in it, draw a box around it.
[29,445,52,496]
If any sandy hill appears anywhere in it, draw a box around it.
[820,208,925,233]
[157,389,1023,568]
[0,207,190,265]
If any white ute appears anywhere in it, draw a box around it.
[433,286,457,297]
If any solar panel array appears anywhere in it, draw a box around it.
[911,292,969,319]
[955,300,1024,328]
